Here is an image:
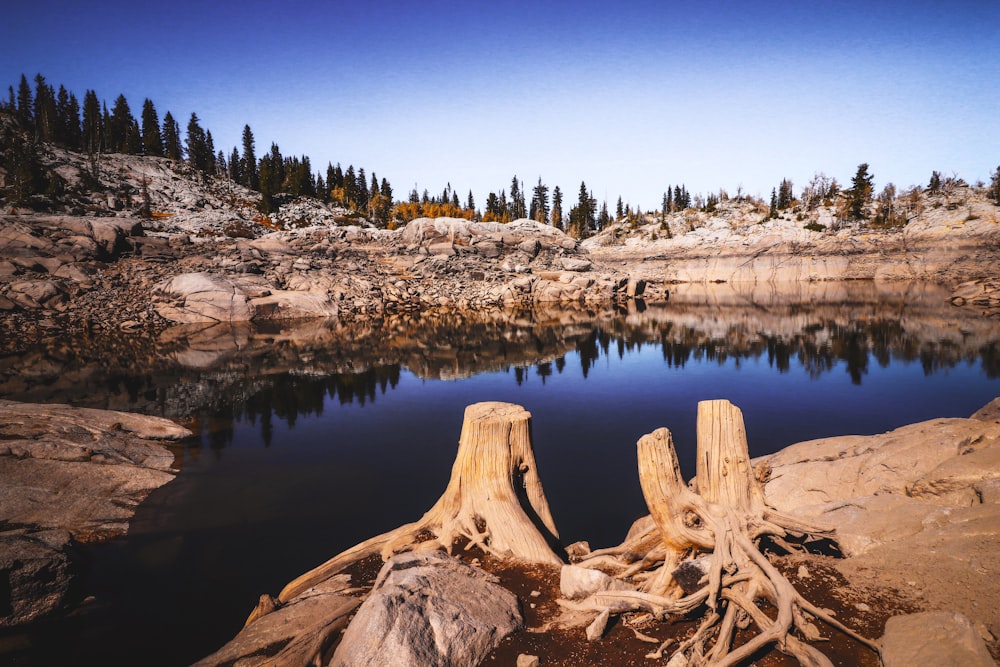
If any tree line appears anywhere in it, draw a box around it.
[4,73,998,231]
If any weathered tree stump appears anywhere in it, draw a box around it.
[568,399,879,666]
[273,401,563,607]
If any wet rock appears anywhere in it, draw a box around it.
[0,529,75,628]
[331,550,522,667]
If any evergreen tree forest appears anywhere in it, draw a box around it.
[2,73,996,232]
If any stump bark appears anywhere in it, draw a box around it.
[275,401,563,606]
[569,399,879,666]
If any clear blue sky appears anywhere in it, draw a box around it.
[3,0,998,210]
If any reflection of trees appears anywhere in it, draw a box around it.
[2,297,998,452]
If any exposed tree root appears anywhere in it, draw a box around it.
[572,399,880,666]
[273,401,563,609]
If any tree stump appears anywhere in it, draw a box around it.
[274,402,563,606]
[569,399,879,666]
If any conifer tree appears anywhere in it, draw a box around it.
[241,125,258,189]
[777,178,794,209]
[769,188,778,218]
[229,146,242,183]
[530,177,549,223]
[466,190,475,212]
[82,90,102,155]
[33,75,57,143]
[551,185,563,228]
[356,167,369,210]
[847,163,874,219]
[125,118,142,154]
[141,98,163,157]
[16,74,33,127]
[64,91,82,149]
[509,176,526,219]
[989,165,1000,204]
[161,111,182,160]
[205,130,216,173]
[108,94,135,153]
[54,84,71,145]
[185,112,210,171]
[616,196,624,220]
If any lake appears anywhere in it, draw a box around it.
[2,281,998,666]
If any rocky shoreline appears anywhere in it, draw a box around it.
[0,400,190,627]
[187,398,1000,667]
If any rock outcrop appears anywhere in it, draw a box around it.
[759,399,1000,655]
[0,400,190,627]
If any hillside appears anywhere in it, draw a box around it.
[2,135,999,347]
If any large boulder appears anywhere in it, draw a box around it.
[331,550,523,667]
[762,417,1000,511]
[154,272,254,323]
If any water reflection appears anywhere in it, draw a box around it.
[1,282,997,444]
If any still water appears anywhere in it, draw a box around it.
[2,282,998,665]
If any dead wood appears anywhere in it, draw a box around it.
[276,401,563,605]
[572,399,880,666]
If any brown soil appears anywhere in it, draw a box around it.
[469,548,900,667]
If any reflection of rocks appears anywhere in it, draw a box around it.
[1,285,999,425]
[0,400,191,627]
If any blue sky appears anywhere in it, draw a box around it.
[3,0,997,209]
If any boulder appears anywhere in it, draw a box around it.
[331,550,522,667]
[762,417,1000,510]
[881,611,995,667]
[153,272,254,323]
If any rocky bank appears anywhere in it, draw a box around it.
[0,400,190,627]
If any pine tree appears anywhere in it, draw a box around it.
[185,112,209,171]
[54,84,71,145]
[16,74,33,127]
[125,118,142,154]
[241,125,258,189]
[530,177,549,223]
[205,130,216,173]
[551,185,563,228]
[33,74,57,143]
[228,146,242,183]
[847,163,874,219]
[928,170,942,193]
[161,111,182,160]
[989,165,1000,204]
[769,188,778,218]
[777,178,794,209]
[108,94,135,153]
[616,196,624,220]
[356,167,369,211]
[140,98,163,157]
[509,176,526,219]
[82,90,102,155]
[466,190,475,212]
[65,91,82,149]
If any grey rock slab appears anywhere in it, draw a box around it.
[331,550,523,667]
